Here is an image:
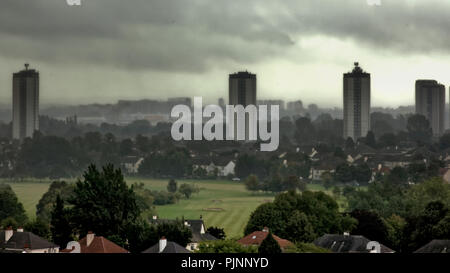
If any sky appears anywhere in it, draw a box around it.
[0,0,449,108]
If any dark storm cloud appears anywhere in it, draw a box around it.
[0,0,449,72]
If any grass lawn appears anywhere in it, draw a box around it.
[6,183,52,220]
[3,178,354,239]
[126,177,275,238]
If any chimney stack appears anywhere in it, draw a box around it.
[159,237,167,253]
[5,226,13,242]
[262,227,269,232]
[86,231,95,247]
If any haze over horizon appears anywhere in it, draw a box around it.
[1,0,450,108]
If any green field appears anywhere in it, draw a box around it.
[4,178,276,238]
[4,178,344,239]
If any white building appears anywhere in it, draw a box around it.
[12,64,39,140]
[343,62,371,141]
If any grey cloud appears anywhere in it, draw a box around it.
[0,0,449,73]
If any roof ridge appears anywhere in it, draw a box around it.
[100,236,106,252]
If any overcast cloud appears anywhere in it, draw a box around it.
[0,0,449,107]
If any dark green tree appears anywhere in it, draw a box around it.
[36,181,74,223]
[353,164,372,185]
[24,219,51,240]
[0,184,28,225]
[349,209,389,244]
[365,131,376,148]
[167,179,178,193]
[407,114,432,145]
[206,226,226,240]
[68,164,141,242]
[334,164,354,183]
[179,183,195,199]
[245,175,260,192]
[258,232,282,254]
[50,195,73,249]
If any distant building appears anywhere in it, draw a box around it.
[257,100,285,111]
[287,100,304,114]
[415,80,445,136]
[343,62,371,141]
[12,64,39,140]
[168,97,192,108]
[229,71,257,140]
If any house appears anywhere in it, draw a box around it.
[150,217,217,251]
[237,227,293,251]
[61,231,128,253]
[121,156,144,174]
[219,160,235,177]
[0,227,59,253]
[142,237,191,253]
[313,234,395,253]
[414,240,450,253]
[183,219,217,251]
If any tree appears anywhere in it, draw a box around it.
[197,240,257,253]
[36,181,74,223]
[385,214,406,251]
[353,164,372,185]
[284,211,316,243]
[68,164,141,242]
[332,187,341,197]
[245,191,357,242]
[386,166,409,187]
[403,201,450,252]
[407,114,432,144]
[345,137,355,150]
[258,232,282,254]
[349,210,389,245]
[0,184,28,225]
[244,175,260,192]
[24,219,51,240]
[294,117,316,144]
[404,177,450,217]
[321,171,334,189]
[206,226,226,240]
[167,179,178,193]
[152,221,192,248]
[50,195,73,249]
[379,133,397,148]
[365,131,376,148]
[439,133,450,150]
[334,164,353,183]
[281,175,300,191]
[179,183,195,199]
[285,242,331,253]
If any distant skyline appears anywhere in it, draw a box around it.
[1,0,450,107]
